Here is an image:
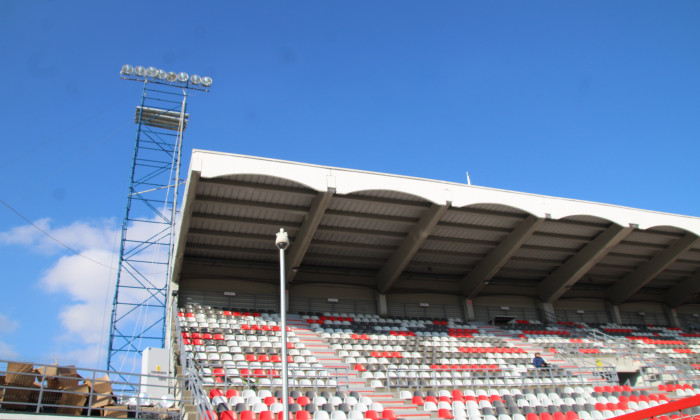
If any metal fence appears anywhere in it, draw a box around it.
[0,359,186,418]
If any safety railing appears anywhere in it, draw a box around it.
[380,365,589,393]
[0,359,186,418]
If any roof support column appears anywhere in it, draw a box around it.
[462,298,475,322]
[460,215,543,298]
[606,302,622,325]
[286,191,334,283]
[377,293,388,317]
[376,203,448,293]
[537,224,632,303]
[608,233,699,305]
[664,305,681,328]
[539,302,556,324]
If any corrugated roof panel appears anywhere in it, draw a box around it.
[624,229,680,246]
[587,264,633,279]
[403,262,467,276]
[685,249,700,263]
[306,243,394,260]
[442,209,523,229]
[412,250,479,266]
[524,235,587,251]
[596,255,646,269]
[218,173,318,189]
[329,196,426,219]
[321,213,413,232]
[353,189,430,202]
[311,229,402,248]
[610,243,663,258]
[537,219,605,239]
[500,259,559,275]
[513,247,573,261]
[664,259,700,274]
[185,245,277,262]
[431,225,507,243]
[421,238,494,256]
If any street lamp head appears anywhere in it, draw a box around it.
[275,228,290,250]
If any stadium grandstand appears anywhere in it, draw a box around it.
[2,150,700,420]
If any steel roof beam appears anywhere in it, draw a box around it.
[376,204,448,293]
[662,270,700,307]
[286,191,334,283]
[607,233,699,305]
[460,215,543,298]
[537,224,632,303]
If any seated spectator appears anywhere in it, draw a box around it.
[533,352,548,368]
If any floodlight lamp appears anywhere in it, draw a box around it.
[156,69,166,80]
[121,64,134,75]
[166,72,177,82]
[134,66,146,77]
[146,66,157,78]
[201,76,213,87]
[190,74,201,85]
[177,72,189,82]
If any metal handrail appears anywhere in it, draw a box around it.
[382,365,587,393]
[0,359,184,418]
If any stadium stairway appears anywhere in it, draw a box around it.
[287,315,431,419]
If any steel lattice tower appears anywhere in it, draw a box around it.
[107,65,211,379]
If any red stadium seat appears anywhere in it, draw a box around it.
[259,412,273,420]
[412,396,425,405]
[565,412,579,420]
[365,410,379,420]
[240,411,256,420]
[438,409,454,419]
[296,411,311,420]
[381,410,397,420]
[221,411,237,420]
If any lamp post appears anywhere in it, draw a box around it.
[275,229,290,420]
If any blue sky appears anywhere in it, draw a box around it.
[0,1,699,368]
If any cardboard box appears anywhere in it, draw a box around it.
[1,383,39,411]
[56,383,90,416]
[101,405,130,418]
[56,366,82,389]
[36,365,63,391]
[6,363,36,387]
[85,375,115,408]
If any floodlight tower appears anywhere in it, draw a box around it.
[107,65,212,380]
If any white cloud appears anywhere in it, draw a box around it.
[0,218,120,255]
[0,341,18,359]
[0,313,20,333]
[0,218,50,247]
[0,215,176,369]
